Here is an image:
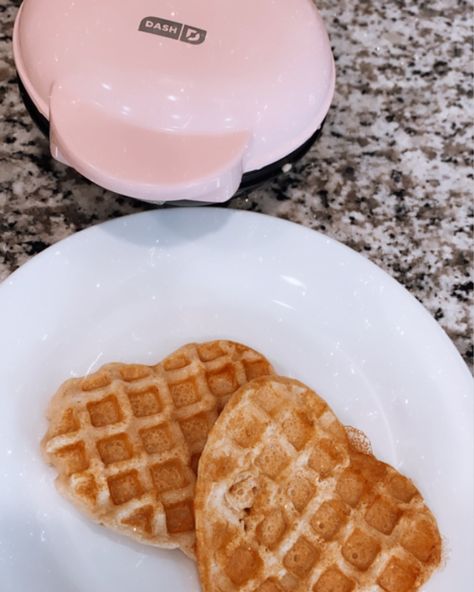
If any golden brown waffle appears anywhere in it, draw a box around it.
[41,340,273,558]
[195,376,441,592]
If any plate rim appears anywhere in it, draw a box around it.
[0,207,471,380]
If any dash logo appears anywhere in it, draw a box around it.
[139,16,207,45]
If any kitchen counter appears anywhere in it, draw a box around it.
[0,0,472,368]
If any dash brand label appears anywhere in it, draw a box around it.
[139,16,207,45]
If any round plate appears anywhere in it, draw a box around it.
[0,208,471,591]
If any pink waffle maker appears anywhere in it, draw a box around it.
[13,0,335,204]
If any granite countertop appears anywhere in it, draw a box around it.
[0,0,472,368]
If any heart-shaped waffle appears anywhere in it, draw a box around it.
[41,340,273,557]
[195,376,442,591]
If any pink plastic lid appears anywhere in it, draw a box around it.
[13,0,335,203]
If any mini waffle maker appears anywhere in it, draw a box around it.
[13,0,335,204]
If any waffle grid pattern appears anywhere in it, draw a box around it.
[42,341,273,557]
[195,377,441,592]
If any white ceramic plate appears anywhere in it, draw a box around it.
[0,208,472,591]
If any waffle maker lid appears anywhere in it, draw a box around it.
[13,0,335,203]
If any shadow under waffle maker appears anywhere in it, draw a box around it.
[13,0,335,205]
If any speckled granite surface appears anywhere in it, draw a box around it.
[0,0,472,368]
